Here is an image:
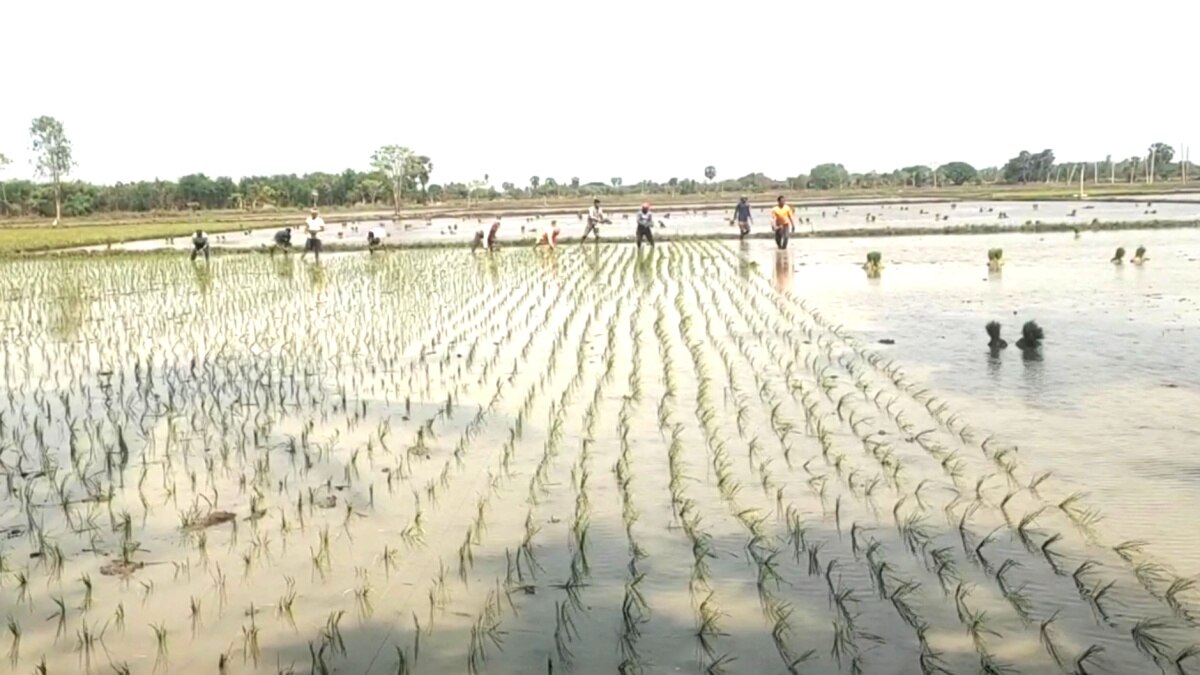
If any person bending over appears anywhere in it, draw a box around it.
[190,230,211,262]
[367,225,386,253]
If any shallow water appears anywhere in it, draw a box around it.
[1,239,1198,674]
[80,198,1200,252]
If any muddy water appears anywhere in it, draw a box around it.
[77,198,1200,252]
[1,241,1198,674]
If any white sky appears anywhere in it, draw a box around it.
[1,0,1196,188]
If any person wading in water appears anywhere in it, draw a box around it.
[731,196,753,238]
[300,208,325,262]
[582,198,609,242]
[770,195,796,250]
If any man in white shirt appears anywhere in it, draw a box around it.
[367,224,386,253]
[301,208,325,262]
[582,198,609,242]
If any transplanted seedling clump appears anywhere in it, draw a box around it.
[1015,320,1044,352]
[987,248,1004,272]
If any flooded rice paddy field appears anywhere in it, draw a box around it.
[1,237,1198,674]
[84,198,1200,252]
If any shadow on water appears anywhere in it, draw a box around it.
[247,517,1170,675]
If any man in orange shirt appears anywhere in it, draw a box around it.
[771,195,796,250]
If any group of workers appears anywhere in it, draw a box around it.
[187,196,802,262]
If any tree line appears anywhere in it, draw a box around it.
[0,116,1194,219]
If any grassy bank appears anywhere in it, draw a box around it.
[0,220,256,255]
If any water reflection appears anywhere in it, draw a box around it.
[773,250,792,292]
[635,247,655,288]
[306,263,328,291]
[737,240,752,281]
[192,263,213,295]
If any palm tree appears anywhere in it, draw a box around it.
[610,177,622,191]
[704,165,716,183]
[529,176,540,192]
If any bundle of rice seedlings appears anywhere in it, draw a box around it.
[987,249,1004,272]
[1111,247,1125,264]
[1132,246,1148,265]
[863,251,883,278]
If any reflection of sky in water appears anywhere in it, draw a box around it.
[743,228,1200,402]
[737,229,1200,572]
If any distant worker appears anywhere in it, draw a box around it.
[367,224,386,253]
[271,226,292,255]
[487,220,501,250]
[636,203,655,249]
[472,229,486,250]
[582,198,609,242]
[301,208,325,262]
[771,195,796,250]
[536,220,562,249]
[190,230,211,262]
[732,196,753,238]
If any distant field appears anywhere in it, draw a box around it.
[2,182,1198,254]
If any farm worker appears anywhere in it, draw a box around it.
[271,227,292,255]
[367,225,386,253]
[190,230,211,262]
[732,196,753,238]
[536,220,561,249]
[771,195,796,250]
[636,203,655,248]
[486,220,501,249]
[301,208,325,262]
[472,229,486,250]
[582,198,609,242]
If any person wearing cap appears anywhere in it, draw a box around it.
[582,198,609,242]
[367,224,386,253]
[536,220,561,249]
[731,196,753,238]
[301,208,326,262]
[770,195,796,250]
[636,203,655,249]
[190,229,211,262]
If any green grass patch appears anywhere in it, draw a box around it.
[0,221,255,255]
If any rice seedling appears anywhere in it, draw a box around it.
[1131,617,1174,663]
[5,615,19,667]
[1112,246,1126,263]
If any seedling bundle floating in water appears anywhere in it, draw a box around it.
[863,251,883,278]
[0,245,1189,674]
[987,248,1004,272]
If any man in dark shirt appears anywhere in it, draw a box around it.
[732,196,753,238]
[271,227,292,256]
[190,230,210,262]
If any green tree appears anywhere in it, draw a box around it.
[409,155,433,200]
[704,165,716,185]
[570,177,580,192]
[937,161,978,186]
[370,145,414,214]
[808,163,849,189]
[529,175,540,192]
[30,116,74,223]
[0,152,10,214]
[610,177,622,190]
[1149,143,1174,178]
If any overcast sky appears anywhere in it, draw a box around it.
[1,0,1195,188]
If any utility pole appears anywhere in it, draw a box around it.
[1079,163,1085,198]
